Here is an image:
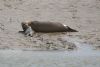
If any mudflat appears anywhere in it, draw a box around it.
[0,0,100,67]
[0,0,100,50]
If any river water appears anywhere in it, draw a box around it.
[0,37,100,67]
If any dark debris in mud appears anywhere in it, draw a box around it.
[21,33,77,51]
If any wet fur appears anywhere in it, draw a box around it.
[20,21,78,36]
[27,21,77,32]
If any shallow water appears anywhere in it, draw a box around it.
[0,49,100,67]
[0,37,100,67]
[63,37,100,56]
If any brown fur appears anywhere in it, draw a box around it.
[21,21,78,33]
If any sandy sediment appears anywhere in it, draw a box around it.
[0,0,100,50]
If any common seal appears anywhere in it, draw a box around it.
[20,21,78,36]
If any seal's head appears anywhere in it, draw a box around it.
[21,22,30,32]
[21,21,34,37]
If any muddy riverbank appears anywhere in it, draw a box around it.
[0,0,100,50]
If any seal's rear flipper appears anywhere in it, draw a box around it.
[66,26,78,32]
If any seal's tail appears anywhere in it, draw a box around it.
[66,26,78,32]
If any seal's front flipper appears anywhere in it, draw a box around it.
[18,31,25,34]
